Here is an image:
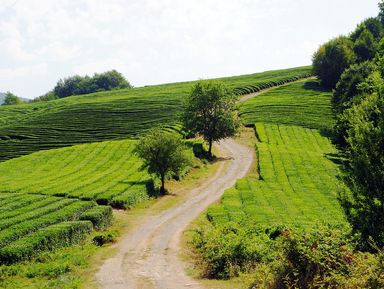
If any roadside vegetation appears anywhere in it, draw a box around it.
[188,2,384,288]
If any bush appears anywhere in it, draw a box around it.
[92,232,118,246]
[191,222,276,279]
[80,205,113,230]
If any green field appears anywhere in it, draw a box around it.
[208,122,344,227]
[0,139,149,264]
[208,79,344,228]
[0,67,312,265]
[0,66,310,161]
[0,192,112,264]
[239,79,334,131]
[0,139,151,209]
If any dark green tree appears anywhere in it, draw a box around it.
[353,29,377,62]
[52,70,132,99]
[134,129,190,194]
[338,91,384,249]
[182,80,239,157]
[2,92,22,105]
[312,36,356,88]
[333,62,381,147]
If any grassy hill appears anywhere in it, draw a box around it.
[0,66,312,265]
[208,79,345,228]
[0,66,311,161]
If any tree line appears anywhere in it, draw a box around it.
[34,70,132,102]
[312,1,384,250]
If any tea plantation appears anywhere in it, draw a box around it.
[0,66,311,264]
[0,66,310,161]
[208,79,346,227]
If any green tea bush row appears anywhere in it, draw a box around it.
[207,122,344,227]
[0,221,92,265]
[0,198,74,230]
[0,194,45,214]
[0,200,94,248]
[0,196,60,221]
[0,140,152,209]
[80,205,112,230]
[233,73,311,96]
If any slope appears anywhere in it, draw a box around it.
[0,66,311,161]
[208,78,345,228]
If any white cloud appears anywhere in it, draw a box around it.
[0,0,379,98]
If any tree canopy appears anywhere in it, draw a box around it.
[36,70,132,101]
[134,129,190,194]
[339,91,384,249]
[182,80,239,157]
[2,92,22,106]
[312,36,356,89]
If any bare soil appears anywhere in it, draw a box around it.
[96,138,254,289]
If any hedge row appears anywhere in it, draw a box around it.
[0,200,94,248]
[80,205,113,229]
[0,221,93,265]
[233,74,312,96]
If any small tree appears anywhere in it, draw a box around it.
[2,92,22,106]
[135,129,190,194]
[182,80,239,157]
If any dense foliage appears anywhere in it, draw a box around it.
[310,1,384,251]
[339,92,384,249]
[182,80,239,156]
[312,36,355,89]
[36,70,132,101]
[2,92,22,106]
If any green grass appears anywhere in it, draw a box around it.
[0,66,311,161]
[0,139,152,209]
[208,122,345,227]
[239,79,334,131]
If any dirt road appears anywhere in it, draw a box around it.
[96,138,254,289]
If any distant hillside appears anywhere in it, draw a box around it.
[0,66,311,161]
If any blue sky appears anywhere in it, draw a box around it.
[0,0,379,99]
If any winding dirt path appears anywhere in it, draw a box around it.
[96,138,254,289]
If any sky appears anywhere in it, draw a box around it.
[0,0,380,99]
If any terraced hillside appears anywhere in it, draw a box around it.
[0,66,310,161]
[208,79,345,228]
[0,192,111,264]
[0,138,156,264]
[0,139,152,209]
[239,79,333,131]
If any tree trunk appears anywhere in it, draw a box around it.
[208,139,213,159]
[160,174,165,195]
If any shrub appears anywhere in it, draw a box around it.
[191,222,276,279]
[80,205,113,230]
[92,232,118,246]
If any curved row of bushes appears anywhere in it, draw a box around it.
[233,73,312,96]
